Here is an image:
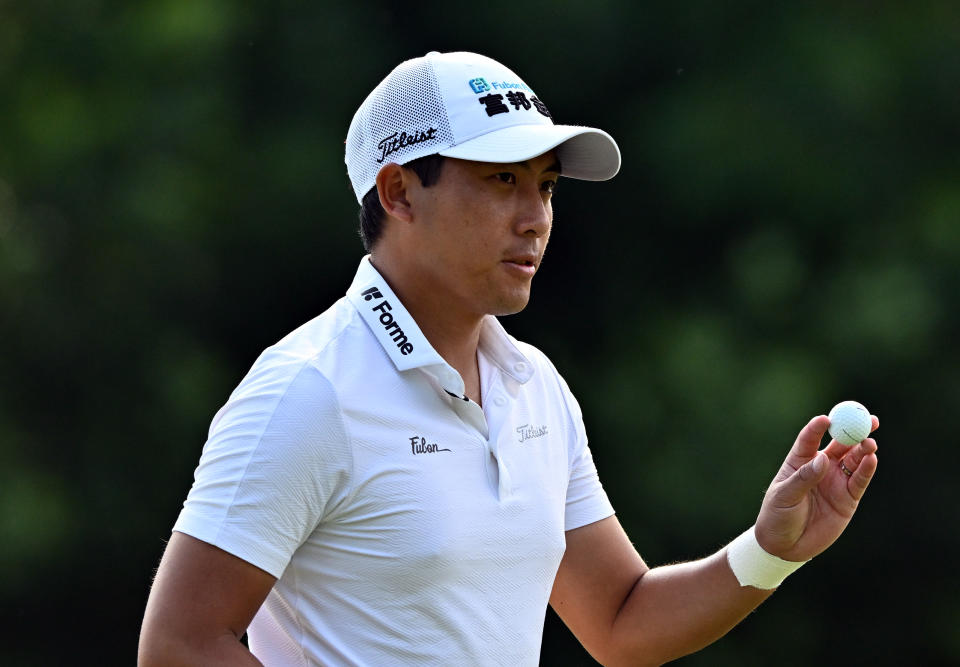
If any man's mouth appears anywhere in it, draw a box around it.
[503,253,538,268]
[502,255,538,276]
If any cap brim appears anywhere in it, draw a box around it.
[438,124,620,181]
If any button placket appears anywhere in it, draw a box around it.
[483,381,515,499]
[446,393,488,438]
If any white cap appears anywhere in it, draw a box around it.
[345,51,621,203]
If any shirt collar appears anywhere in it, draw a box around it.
[479,316,535,384]
[346,255,445,373]
[345,255,534,390]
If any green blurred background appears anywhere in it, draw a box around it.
[2,1,958,664]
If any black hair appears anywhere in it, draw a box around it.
[357,153,446,252]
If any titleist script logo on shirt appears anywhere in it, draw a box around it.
[376,127,438,163]
[410,435,451,455]
[361,286,414,355]
[516,424,548,443]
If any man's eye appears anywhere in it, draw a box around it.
[541,179,557,193]
[495,172,517,184]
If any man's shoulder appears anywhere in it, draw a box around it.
[225,297,377,404]
[210,298,368,440]
[272,296,360,360]
[502,332,563,380]
[263,296,387,372]
[502,331,582,409]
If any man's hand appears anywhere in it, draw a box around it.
[755,414,880,562]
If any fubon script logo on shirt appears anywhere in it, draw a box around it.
[361,286,414,355]
[409,435,451,455]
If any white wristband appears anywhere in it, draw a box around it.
[726,526,807,590]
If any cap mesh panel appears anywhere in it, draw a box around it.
[345,55,454,202]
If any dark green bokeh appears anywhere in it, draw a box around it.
[1,1,957,664]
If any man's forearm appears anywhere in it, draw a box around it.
[606,549,772,667]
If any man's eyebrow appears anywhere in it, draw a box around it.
[515,159,563,174]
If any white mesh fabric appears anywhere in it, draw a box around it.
[345,53,454,202]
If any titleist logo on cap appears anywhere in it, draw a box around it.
[376,128,438,163]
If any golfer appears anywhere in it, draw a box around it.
[139,51,879,666]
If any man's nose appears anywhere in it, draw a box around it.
[516,186,551,237]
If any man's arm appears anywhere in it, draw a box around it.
[552,516,771,666]
[138,531,277,667]
[551,415,879,667]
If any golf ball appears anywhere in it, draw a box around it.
[828,401,872,446]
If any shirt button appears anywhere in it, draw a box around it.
[514,362,527,373]
[493,396,507,407]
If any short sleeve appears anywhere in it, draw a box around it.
[173,360,353,578]
[558,376,615,531]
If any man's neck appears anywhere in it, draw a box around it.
[369,253,484,403]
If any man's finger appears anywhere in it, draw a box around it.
[826,435,879,462]
[823,418,879,459]
[783,416,830,471]
[840,438,878,468]
[824,440,849,459]
[774,450,829,508]
[848,447,879,501]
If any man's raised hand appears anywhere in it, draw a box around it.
[754,414,879,563]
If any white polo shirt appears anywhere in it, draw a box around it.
[173,256,615,666]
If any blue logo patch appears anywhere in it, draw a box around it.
[469,77,490,93]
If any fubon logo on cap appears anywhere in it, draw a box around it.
[468,77,532,95]
[469,77,490,93]
[465,73,550,118]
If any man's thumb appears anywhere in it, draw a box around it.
[777,451,828,505]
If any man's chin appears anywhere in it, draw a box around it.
[488,290,532,317]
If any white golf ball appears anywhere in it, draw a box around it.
[828,400,872,446]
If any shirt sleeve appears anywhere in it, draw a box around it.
[554,372,615,532]
[173,359,353,579]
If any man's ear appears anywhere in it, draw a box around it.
[375,163,413,223]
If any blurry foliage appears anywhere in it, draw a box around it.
[1,1,958,664]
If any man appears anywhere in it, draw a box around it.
[139,51,879,666]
